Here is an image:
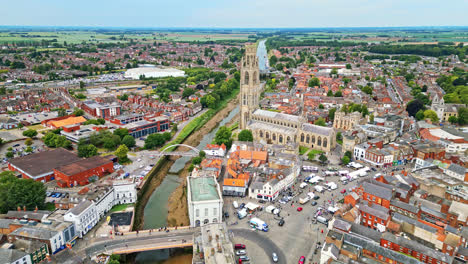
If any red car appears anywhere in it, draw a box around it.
[297,207,303,212]
[340,189,347,194]
[234,244,246,250]
[298,256,306,264]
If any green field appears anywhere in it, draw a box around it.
[0,30,252,44]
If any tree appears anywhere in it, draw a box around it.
[319,153,328,164]
[344,151,352,159]
[6,152,14,158]
[369,114,375,123]
[458,107,468,125]
[57,108,67,117]
[144,134,166,149]
[113,128,129,140]
[329,108,337,121]
[115,145,129,163]
[308,151,316,161]
[423,110,439,123]
[336,132,342,143]
[22,129,38,138]
[341,156,350,165]
[72,109,85,116]
[214,126,232,149]
[361,86,373,95]
[346,63,352,69]
[334,91,343,97]
[314,118,326,127]
[0,171,46,214]
[238,130,253,142]
[330,68,338,76]
[308,77,320,87]
[448,116,458,124]
[406,99,424,117]
[182,88,195,98]
[25,138,33,146]
[55,135,72,149]
[43,132,57,147]
[415,110,425,121]
[122,135,136,148]
[318,104,324,109]
[327,90,333,97]
[79,81,85,89]
[25,146,33,153]
[78,144,98,158]
[192,156,202,165]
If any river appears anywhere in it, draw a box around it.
[135,106,239,263]
[135,40,267,264]
[257,40,269,72]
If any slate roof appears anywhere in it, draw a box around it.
[390,199,419,214]
[68,200,93,216]
[362,181,393,200]
[382,232,452,263]
[447,164,467,176]
[0,248,29,263]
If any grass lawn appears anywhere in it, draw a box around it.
[310,149,324,155]
[299,146,309,155]
[109,203,133,213]
[26,124,45,131]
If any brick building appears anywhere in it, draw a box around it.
[54,156,114,187]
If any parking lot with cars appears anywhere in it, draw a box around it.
[223,162,386,264]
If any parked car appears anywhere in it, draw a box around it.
[272,252,278,263]
[311,201,318,206]
[224,212,229,218]
[258,199,266,204]
[278,219,285,226]
[313,196,320,200]
[236,250,246,256]
[298,256,306,264]
[234,244,246,250]
[13,144,20,147]
[239,256,250,261]
[297,207,303,212]
[240,203,246,209]
[340,189,347,194]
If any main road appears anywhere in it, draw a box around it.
[82,230,194,257]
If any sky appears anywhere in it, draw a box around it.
[1,0,467,28]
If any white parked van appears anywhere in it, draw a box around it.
[233,201,239,209]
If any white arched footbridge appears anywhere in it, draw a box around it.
[153,144,200,157]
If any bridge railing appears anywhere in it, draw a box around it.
[122,226,193,236]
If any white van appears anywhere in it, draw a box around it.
[233,201,239,209]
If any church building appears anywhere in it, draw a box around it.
[239,44,336,152]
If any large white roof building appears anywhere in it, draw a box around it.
[124,67,185,80]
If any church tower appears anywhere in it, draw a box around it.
[240,44,260,130]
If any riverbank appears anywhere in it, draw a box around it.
[133,89,239,230]
[166,93,239,226]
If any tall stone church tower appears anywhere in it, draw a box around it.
[240,44,260,130]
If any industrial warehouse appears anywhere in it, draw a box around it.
[8,148,114,186]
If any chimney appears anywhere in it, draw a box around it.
[17,206,21,212]
[34,206,38,213]
[23,205,26,211]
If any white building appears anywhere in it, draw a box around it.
[187,176,223,227]
[249,167,299,201]
[203,144,227,157]
[113,180,137,205]
[64,200,98,238]
[124,67,185,80]
[354,143,368,161]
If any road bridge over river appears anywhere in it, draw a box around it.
[79,227,198,257]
